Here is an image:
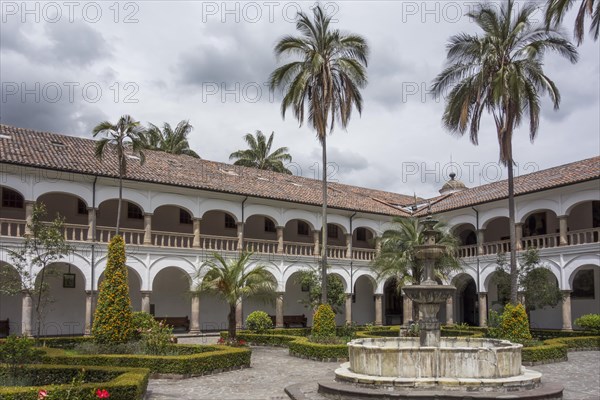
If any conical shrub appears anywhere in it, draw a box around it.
[92,235,134,343]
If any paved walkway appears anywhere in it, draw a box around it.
[147,342,599,400]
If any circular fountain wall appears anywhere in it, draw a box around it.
[347,337,522,379]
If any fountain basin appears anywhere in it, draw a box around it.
[347,337,522,379]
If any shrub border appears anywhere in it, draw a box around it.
[39,343,251,378]
[522,336,600,365]
[0,364,149,400]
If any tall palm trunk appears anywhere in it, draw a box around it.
[507,156,518,304]
[228,304,237,340]
[116,174,123,236]
[321,135,328,305]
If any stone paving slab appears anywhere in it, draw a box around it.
[146,342,599,400]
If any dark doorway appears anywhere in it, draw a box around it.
[384,278,403,325]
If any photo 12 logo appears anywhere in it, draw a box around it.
[1,1,140,23]
[1,82,140,104]
[200,1,339,23]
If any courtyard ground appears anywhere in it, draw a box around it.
[147,338,599,400]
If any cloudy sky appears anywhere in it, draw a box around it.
[1,0,598,198]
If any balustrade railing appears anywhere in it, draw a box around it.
[283,241,315,257]
[522,233,559,249]
[328,245,348,259]
[62,223,88,242]
[96,226,145,245]
[200,235,238,252]
[568,227,600,246]
[352,247,376,261]
[152,230,194,248]
[0,219,26,237]
[458,244,478,258]
[244,239,278,254]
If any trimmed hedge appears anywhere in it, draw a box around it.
[0,364,149,400]
[288,337,349,360]
[39,344,251,376]
[522,336,600,364]
[531,329,598,340]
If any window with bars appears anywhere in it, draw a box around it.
[225,214,237,229]
[264,218,276,233]
[1,188,24,208]
[297,221,309,236]
[127,202,143,219]
[180,209,192,224]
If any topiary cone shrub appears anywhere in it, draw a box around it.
[92,235,134,344]
[500,303,532,344]
[312,304,336,338]
[246,311,274,333]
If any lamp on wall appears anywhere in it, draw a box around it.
[63,264,76,288]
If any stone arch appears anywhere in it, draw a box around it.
[451,273,478,326]
[283,270,313,326]
[149,257,195,290]
[0,262,22,335]
[353,274,376,325]
[149,194,199,219]
[568,264,600,324]
[152,266,192,327]
[352,219,381,236]
[244,204,284,227]
[383,277,404,325]
[517,199,560,223]
[95,188,148,214]
[282,209,319,231]
[480,209,510,229]
[326,214,350,234]
[1,182,30,202]
[201,209,239,239]
[563,190,600,215]
[445,214,478,230]
[199,199,242,223]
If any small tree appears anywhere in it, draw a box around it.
[312,304,336,338]
[297,268,345,314]
[494,249,563,325]
[92,235,134,344]
[196,252,277,340]
[1,203,72,338]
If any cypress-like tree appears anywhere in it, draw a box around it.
[92,235,134,343]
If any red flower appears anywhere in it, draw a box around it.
[38,390,48,399]
[96,389,110,398]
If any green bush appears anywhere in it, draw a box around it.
[574,314,600,332]
[245,311,273,333]
[93,236,135,344]
[337,322,357,339]
[132,312,156,334]
[499,303,532,343]
[521,343,567,364]
[531,329,596,340]
[312,304,336,338]
[39,345,251,376]
[288,337,348,360]
[0,364,149,400]
[0,335,42,381]
[221,332,297,347]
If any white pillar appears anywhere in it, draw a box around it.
[312,230,320,256]
[236,300,243,329]
[561,290,573,331]
[478,292,488,327]
[237,222,244,251]
[24,201,34,236]
[345,234,352,258]
[190,294,201,334]
[515,223,523,251]
[374,294,383,326]
[21,291,33,337]
[87,208,96,241]
[559,216,569,246]
[193,218,201,248]
[446,295,454,325]
[477,229,485,255]
[345,293,352,324]
[84,291,93,335]
[141,291,151,314]
[276,226,284,254]
[143,213,152,245]
[275,293,284,328]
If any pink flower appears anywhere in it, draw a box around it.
[38,390,48,399]
[96,389,110,398]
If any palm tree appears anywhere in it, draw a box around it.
[93,115,147,235]
[545,0,599,45]
[269,5,369,304]
[371,217,461,321]
[229,131,293,174]
[431,0,578,304]
[197,252,277,340]
[144,120,200,158]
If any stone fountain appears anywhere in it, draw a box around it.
[315,216,564,399]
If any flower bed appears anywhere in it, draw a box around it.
[39,344,251,377]
[0,364,149,400]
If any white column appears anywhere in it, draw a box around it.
[24,201,34,236]
[561,290,573,331]
[275,293,284,328]
[559,216,569,246]
[21,291,33,337]
[237,222,244,251]
[193,218,201,248]
[84,291,93,335]
[477,229,486,255]
[374,294,383,326]
[312,230,320,256]
[276,226,284,254]
[236,300,243,329]
[446,295,454,325]
[143,213,153,245]
[515,223,523,251]
[141,291,151,314]
[345,293,352,325]
[345,233,353,258]
[87,208,96,241]
[190,294,201,334]
[478,292,488,327]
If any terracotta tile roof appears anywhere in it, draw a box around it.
[415,156,600,215]
[0,124,414,216]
